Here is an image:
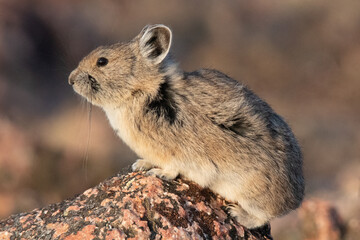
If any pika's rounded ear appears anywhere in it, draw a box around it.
[138,24,172,65]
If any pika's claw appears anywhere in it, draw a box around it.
[146,168,179,181]
[132,159,154,171]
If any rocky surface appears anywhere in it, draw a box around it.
[299,199,345,240]
[0,171,272,239]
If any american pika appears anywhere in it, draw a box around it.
[68,24,304,229]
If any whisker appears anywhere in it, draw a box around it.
[83,84,93,183]
[79,95,87,112]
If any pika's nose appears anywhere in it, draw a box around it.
[68,77,74,85]
[68,70,76,85]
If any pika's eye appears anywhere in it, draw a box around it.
[96,57,108,67]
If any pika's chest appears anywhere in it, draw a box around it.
[104,107,154,158]
[105,108,136,143]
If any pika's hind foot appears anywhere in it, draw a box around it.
[227,204,268,229]
[132,159,154,171]
[146,167,179,181]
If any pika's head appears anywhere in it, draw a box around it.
[68,24,173,107]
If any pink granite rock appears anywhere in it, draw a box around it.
[299,199,345,240]
[0,171,272,239]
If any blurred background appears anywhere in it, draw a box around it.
[0,0,359,239]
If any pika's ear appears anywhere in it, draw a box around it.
[138,24,172,65]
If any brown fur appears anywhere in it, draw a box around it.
[68,24,304,229]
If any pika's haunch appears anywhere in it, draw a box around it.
[69,24,304,229]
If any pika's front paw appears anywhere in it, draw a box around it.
[146,168,179,181]
[132,159,154,171]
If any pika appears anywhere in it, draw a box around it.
[69,24,304,229]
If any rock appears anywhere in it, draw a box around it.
[299,199,345,240]
[0,171,272,239]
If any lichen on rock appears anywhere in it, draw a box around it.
[0,171,272,239]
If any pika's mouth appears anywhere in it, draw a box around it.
[69,70,101,103]
[88,74,100,92]
[77,74,101,103]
